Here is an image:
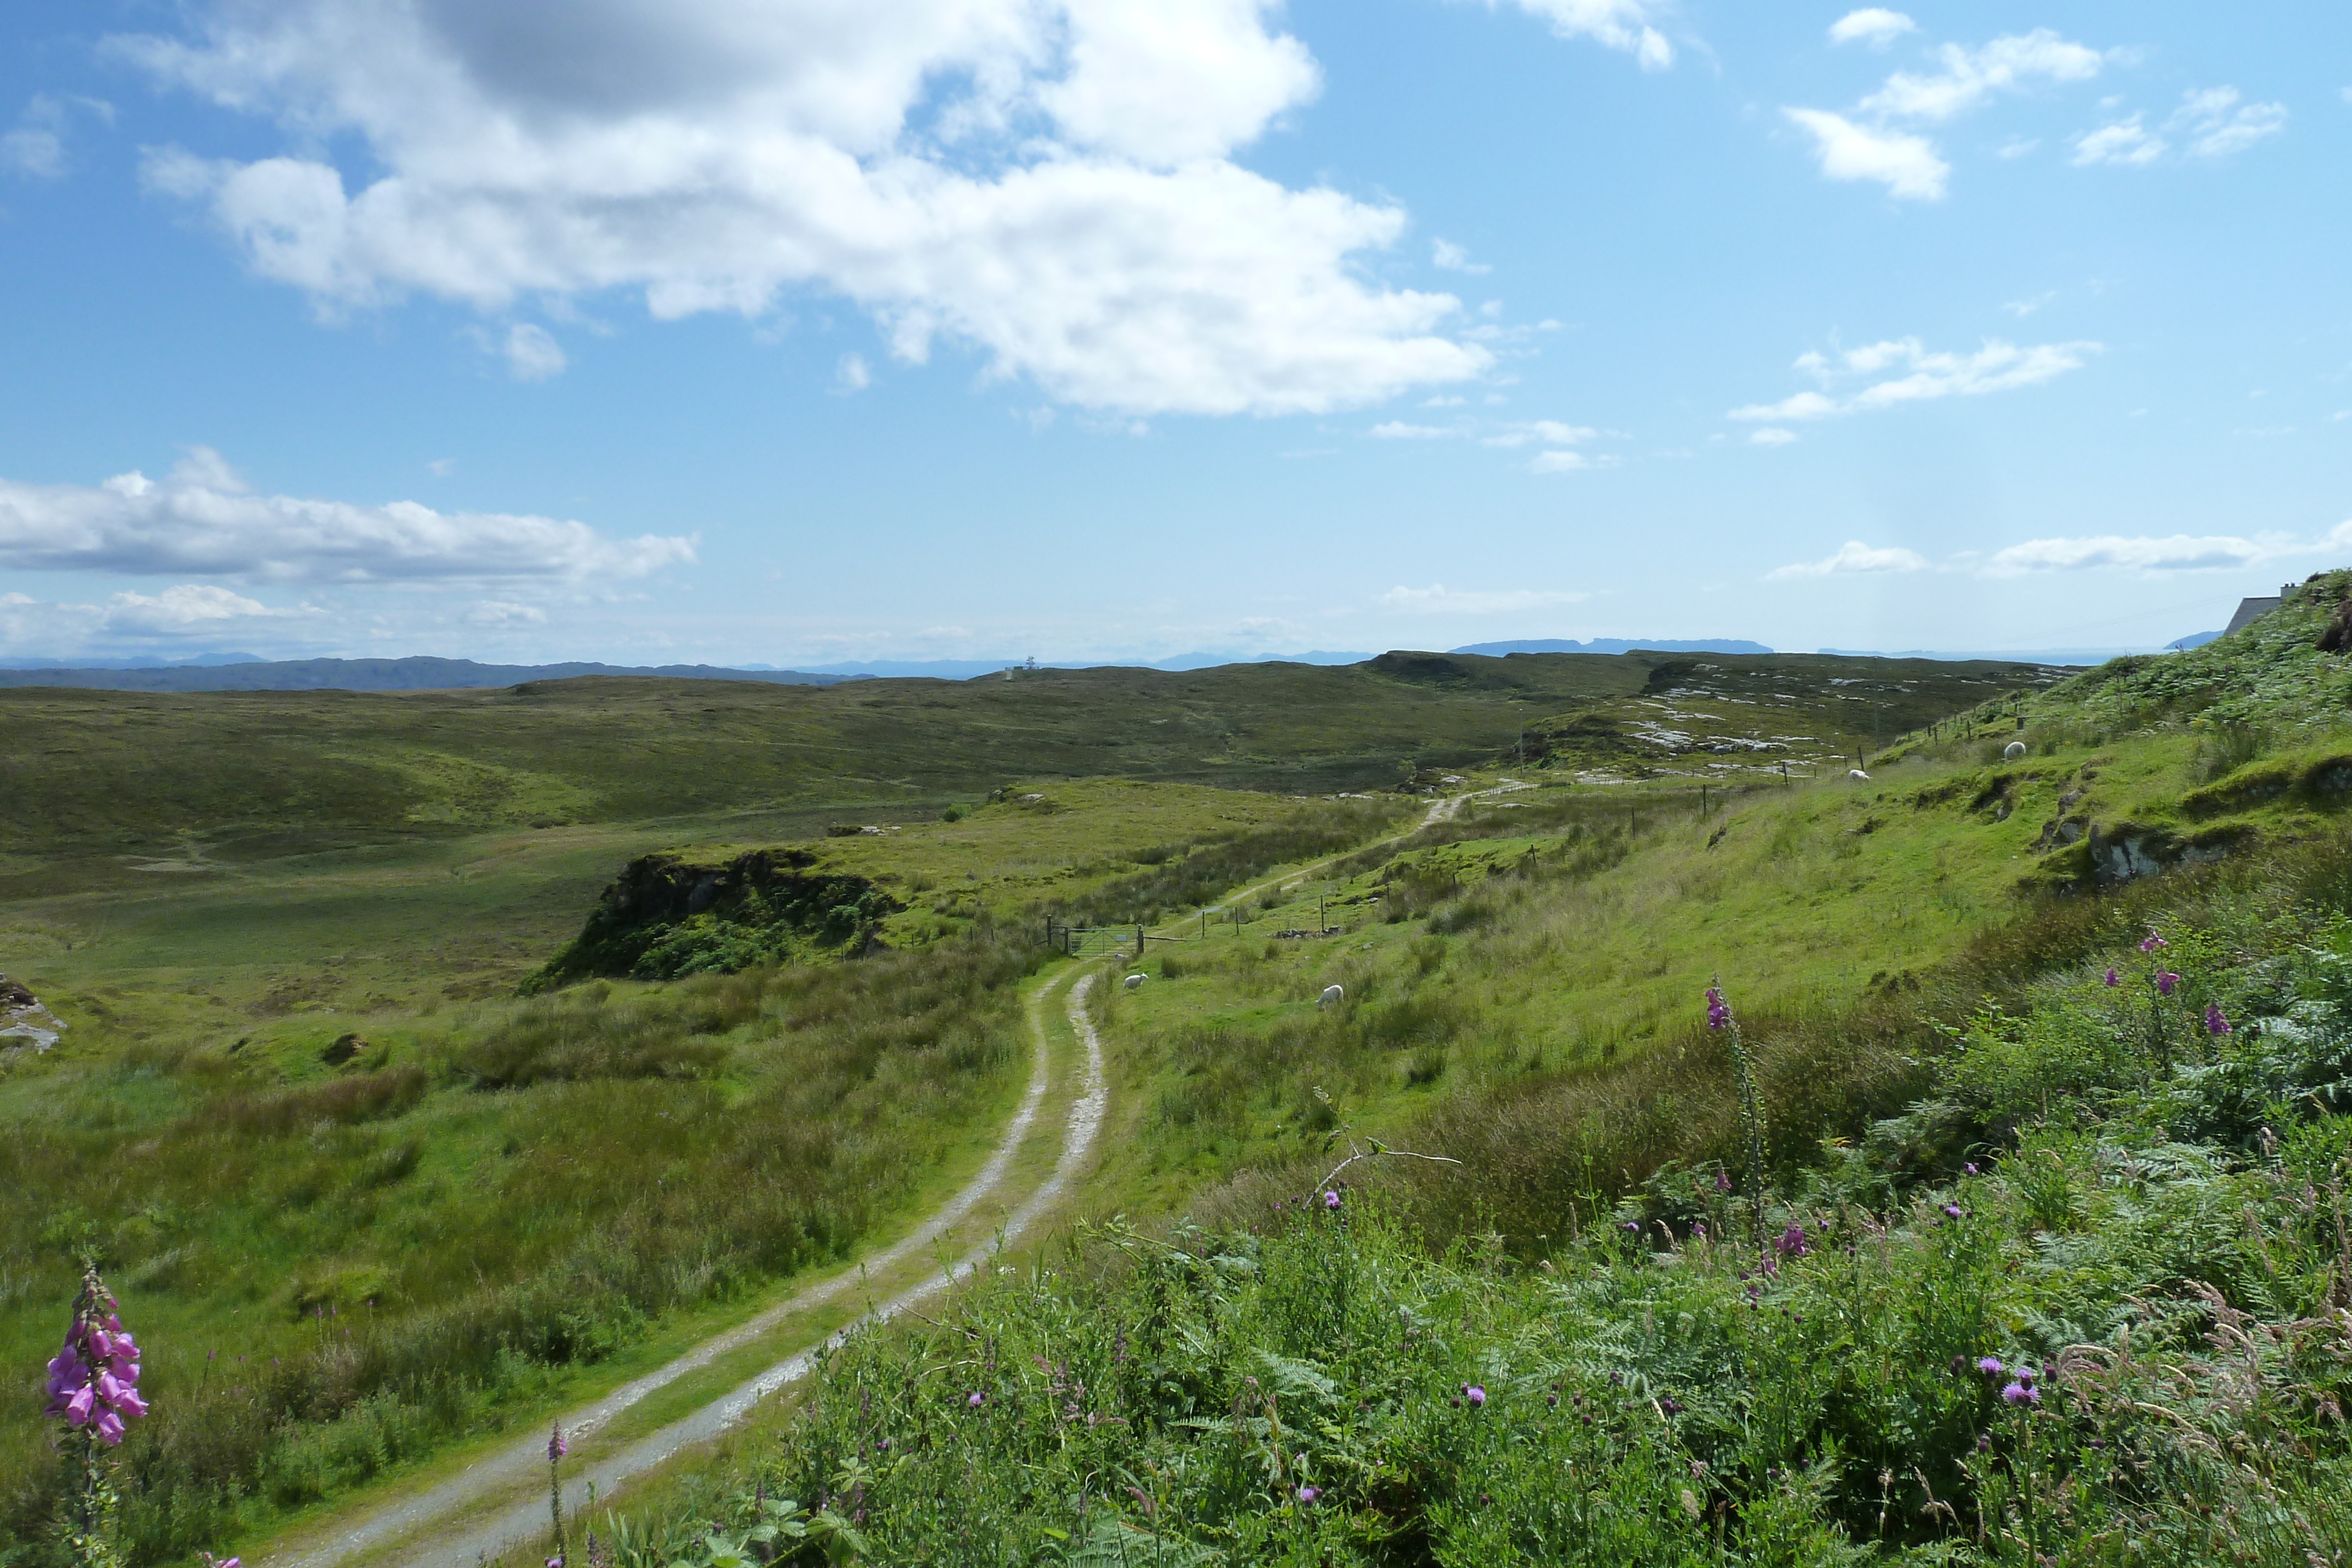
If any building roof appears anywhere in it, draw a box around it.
[2223,586,2294,637]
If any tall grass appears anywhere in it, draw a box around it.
[0,935,1040,1565]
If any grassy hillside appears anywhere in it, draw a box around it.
[578,574,2352,1563]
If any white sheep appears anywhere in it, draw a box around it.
[2003,741,2027,760]
[1123,973,1148,992]
[1318,984,1344,1010]
[1848,769,1871,782]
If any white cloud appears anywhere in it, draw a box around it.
[1382,582,1592,613]
[2074,87,2286,169]
[1828,9,1915,49]
[836,352,873,392]
[1748,427,1798,446]
[1479,1,1674,69]
[0,95,93,180]
[1484,419,1598,448]
[426,457,457,476]
[2002,290,2056,317]
[1860,29,2104,123]
[1370,421,1457,439]
[115,0,1491,416]
[1529,450,1594,472]
[1431,239,1491,274]
[2173,86,2287,159]
[103,584,304,634]
[1766,541,1927,579]
[1982,534,2280,575]
[1995,136,2039,159]
[2071,116,2165,166]
[502,323,567,381]
[1782,109,1948,200]
[465,600,548,627]
[1730,337,2099,421]
[0,447,695,583]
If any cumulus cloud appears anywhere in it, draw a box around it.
[1431,239,1490,274]
[1529,449,1598,472]
[1482,419,1598,448]
[1782,109,1948,200]
[1370,421,1458,439]
[1382,583,1593,613]
[1479,1,1673,69]
[1788,28,2106,200]
[0,94,110,179]
[465,600,548,627]
[1766,540,1927,580]
[502,323,567,380]
[1730,337,2099,421]
[1749,427,1798,446]
[0,448,696,583]
[1982,534,2280,575]
[1828,9,1915,49]
[112,0,1509,416]
[2077,88,2286,167]
[1859,29,2104,123]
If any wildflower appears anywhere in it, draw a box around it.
[1713,1169,1731,1193]
[1658,1396,1683,1417]
[1977,1357,2004,1377]
[1942,1204,1963,1220]
[2157,971,2179,997]
[2000,1381,2039,1407]
[1296,1486,1319,1504]
[1773,1222,1809,1259]
[1463,1384,1486,1407]
[967,1391,985,1407]
[2206,1004,2231,1036]
[549,1425,568,1462]
[2140,934,2167,952]
[46,1266,148,1446]
[1705,987,1730,1029]
[2103,967,2120,987]
[1963,1162,1979,1175]
[1622,1221,1641,1236]
[200,1555,240,1568]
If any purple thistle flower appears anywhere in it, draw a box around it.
[1963,1163,1979,1176]
[2157,971,2179,997]
[1297,1486,1319,1504]
[2000,1381,2039,1406]
[1942,1204,1963,1220]
[2103,968,2119,987]
[2205,1003,2231,1036]
[1324,1189,1341,1211]
[967,1391,985,1408]
[1463,1385,1486,1407]
[1977,1356,2004,1377]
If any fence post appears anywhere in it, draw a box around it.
[1136,924,1144,960]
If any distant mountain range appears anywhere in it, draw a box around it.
[0,657,860,693]
[1448,637,1774,657]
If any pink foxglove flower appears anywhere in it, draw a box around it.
[46,1266,149,1446]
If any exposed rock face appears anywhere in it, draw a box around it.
[0,974,64,1054]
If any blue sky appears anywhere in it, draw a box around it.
[0,1,2344,667]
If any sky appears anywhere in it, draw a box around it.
[0,0,2346,668]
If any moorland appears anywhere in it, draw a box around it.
[6,601,2352,1567]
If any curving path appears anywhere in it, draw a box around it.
[263,969,1109,1568]
[262,782,1512,1568]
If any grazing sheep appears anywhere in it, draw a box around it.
[1318,984,1344,1010]
[1848,769,1871,782]
[2003,740,2027,760]
[1123,973,1147,992]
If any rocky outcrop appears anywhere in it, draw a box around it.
[0,974,64,1055]
[526,848,900,989]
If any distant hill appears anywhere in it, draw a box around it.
[0,656,860,693]
[1449,637,1773,656]
[1815,647,2124,665]
[798,651,1377,678]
